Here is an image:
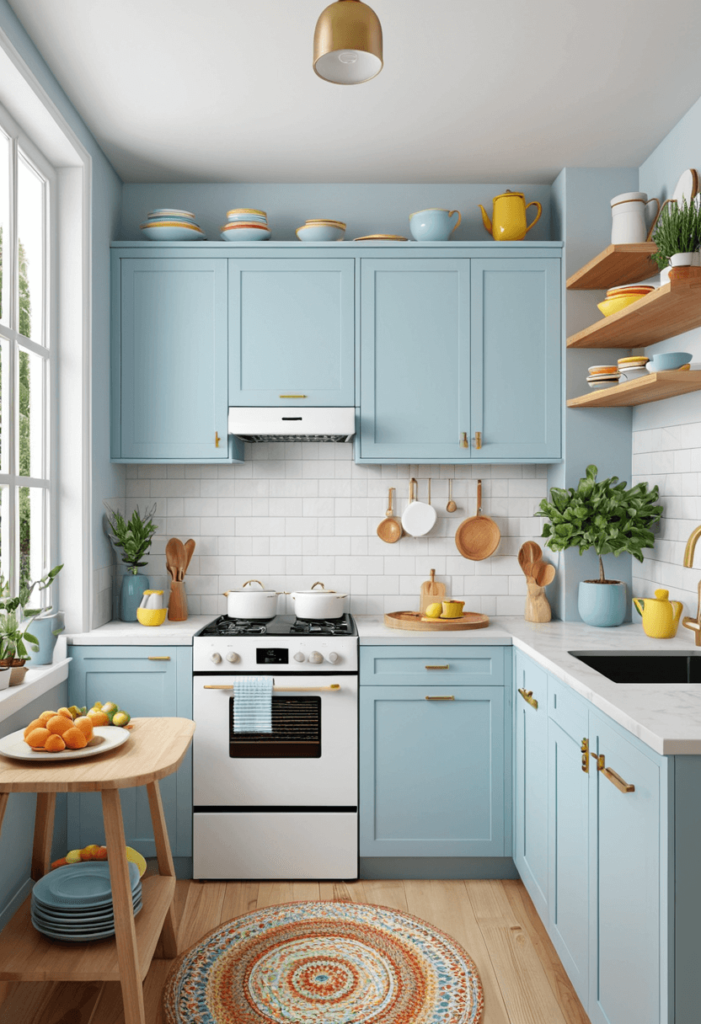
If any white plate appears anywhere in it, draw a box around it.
[0,725,130,762]
[401,500,438,537]
[672,169,699,208]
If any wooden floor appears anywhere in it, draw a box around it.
[0,878,590,1024]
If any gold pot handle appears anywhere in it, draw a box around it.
[524,200,542,234]
[449,210,462,236]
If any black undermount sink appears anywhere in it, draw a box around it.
[569,651,701,685]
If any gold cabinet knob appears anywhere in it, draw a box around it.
[460,432,469,448]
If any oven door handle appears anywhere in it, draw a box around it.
[202,683,341,693]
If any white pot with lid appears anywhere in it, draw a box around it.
[223,580,280,620]
[290,582,347,620]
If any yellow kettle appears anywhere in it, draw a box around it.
[479,189,542,241]
[633,589,683,639]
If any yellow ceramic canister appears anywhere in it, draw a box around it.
[478,190,542,241]
[442,600,465,619]
[633,589,683,639]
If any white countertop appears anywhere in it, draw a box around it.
[356,615,513,645]
[67,616,213,645]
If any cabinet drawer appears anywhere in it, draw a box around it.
[548,674,588,744]
[360,646,506,686]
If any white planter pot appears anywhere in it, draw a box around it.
[669,251,701,268]
[223,581,280,620]
[0,667,11,691]
[290,586,347,620]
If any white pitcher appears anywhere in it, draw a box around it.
[610,192,659,244]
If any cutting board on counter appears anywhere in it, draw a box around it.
[419,570,446,614]
[385,611,490,631]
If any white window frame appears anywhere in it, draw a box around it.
[0,99,57,601]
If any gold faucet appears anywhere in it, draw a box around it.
[682,526,701,645]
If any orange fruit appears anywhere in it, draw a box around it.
[80,844,101,860]
[63,727,88,750]
[44,734,66,753]
[25,727,51,749]
[38,711,57,724]
[46,715,72,737]
[94,846,108,861]
[23,718,43,739]
[56,707,74,720]
[87,709,109,727]
[73,716,94,741]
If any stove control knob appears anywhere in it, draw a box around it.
[210,652,222,664]
[328,652,339,664]
[294,652,306,663]
[225,652,239,664]
[309,651,323,664]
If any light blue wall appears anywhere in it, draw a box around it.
[120,182,553,243]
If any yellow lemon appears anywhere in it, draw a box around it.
[425,603,442,618]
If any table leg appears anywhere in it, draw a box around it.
[146,780,179,958]
[102,789,145,1024]
[31,792,56,881]
[0,792,9,838]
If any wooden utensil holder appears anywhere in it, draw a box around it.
[168,580,188,622]
[525,579,551,623]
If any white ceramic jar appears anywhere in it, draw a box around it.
[610,192,659,244]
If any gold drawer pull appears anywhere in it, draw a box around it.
[425,664,449,670]
[215,432,221,447]
[518,687,538,709]
[600,758,635,793]
[148,656,171,661]
[204,684,234,690]
[460,432,469,448]
[280,394,307,399]
[204,683,341,693]
[425,695,455,701]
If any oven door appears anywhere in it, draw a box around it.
[193,673,358,808]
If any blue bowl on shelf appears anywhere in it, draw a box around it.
[646,351,692,372]
[220,225,272,241]
[296,224,345,242]
[141,224,206,241]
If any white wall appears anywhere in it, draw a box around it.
[126,445,549,618]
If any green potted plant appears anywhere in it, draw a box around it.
[0,564,63,683]
[104,504,158,621]
[651,196,701,278]
[535,465,662,627]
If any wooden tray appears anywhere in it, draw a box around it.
[384,611,490,631]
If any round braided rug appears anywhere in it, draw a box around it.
[162,900,484,1024]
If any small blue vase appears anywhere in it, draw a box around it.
[578,581,627,627]
[29,612,64,665]
[120,573,149,622]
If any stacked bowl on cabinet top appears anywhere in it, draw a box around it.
[140,209,206,240]
[220,209,272,241]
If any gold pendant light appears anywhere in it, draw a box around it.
[313,0,383,85]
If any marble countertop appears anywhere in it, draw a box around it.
[67,616,213,645]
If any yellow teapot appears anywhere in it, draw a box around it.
[633,589,683,639]
[479,190,542,241]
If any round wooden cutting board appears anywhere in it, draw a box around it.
[384,611,490,631]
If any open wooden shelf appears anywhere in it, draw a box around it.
[567,370,701,408]
[567,243,659,290]
[567,268,701,349]
[0,874,175,983]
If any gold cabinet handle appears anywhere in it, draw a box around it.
[425,695,455,700]
[425,664,449,670]
[474,431,482,450]
[204,683,341,693]
[148,656,171,661]
[597,754,635,793]
[280,394,307,399]
[460,432,469,448]
[215,432,221,448]
[581,737,589,773]
[204,684,234,689]
[518,687,538,709]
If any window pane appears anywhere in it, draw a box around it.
[17,345,44,479]
[17,151,44,342]
[0,336,7,475]
[18,485,44,591]
[0,130,8,327]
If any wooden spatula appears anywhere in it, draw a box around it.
[420,569,446,614]
[183,539,196,573]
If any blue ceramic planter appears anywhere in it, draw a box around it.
[120,574,149,622]
[578,581,627,627]
[29,612,64,665]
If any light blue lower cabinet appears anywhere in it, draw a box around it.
[513,652,549,920]
[66,646,193,869]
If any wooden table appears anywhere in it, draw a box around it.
[0,717,195,1024]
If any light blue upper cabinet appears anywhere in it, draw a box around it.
[228,259,355,406]
[358,259,470,462]
[470,259,561,460]
[113,257,238,462]
[513,653,549,921]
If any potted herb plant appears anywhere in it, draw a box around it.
[104,504,158,621]
[651,196,701,278]
[0,564,63,683]
[535,465,662,627]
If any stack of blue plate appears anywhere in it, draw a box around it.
[140,208,206,241]
[31,862,142,942]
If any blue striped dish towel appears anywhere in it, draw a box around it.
[234,677,274,733]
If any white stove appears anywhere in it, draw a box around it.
[192,614,358,880]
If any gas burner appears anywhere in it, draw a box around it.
[290,617,354,636]
[198,614,357,638]
[199,616,269,637]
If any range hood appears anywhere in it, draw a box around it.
[228,407,356,443]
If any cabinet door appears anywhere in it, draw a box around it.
[513,653,549,919]
[228,259,355,406]
[470,258,561,460]
[67,647,192,859]
[548,680,589,1005]
[587,714,663,1024]
[358,259,470,462]
[359,684,504,857]
[115,259,230,460]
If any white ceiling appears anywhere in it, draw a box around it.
[8,0,701,183]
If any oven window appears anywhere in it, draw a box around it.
[229,696,321,758]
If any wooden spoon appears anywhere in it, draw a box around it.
[166,538,187,582]
[446,480,457,514]
[522,540,542,568]
[455,480,501,561]
[377,488,403,544]
[535,562,556,588]
[184,539,196,573]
